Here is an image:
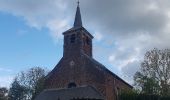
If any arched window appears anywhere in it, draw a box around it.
[70,34,76,43]
[68,82,77,88]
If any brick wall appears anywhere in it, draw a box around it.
[45,53,132,100]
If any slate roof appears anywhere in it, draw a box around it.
[62,26,94,38]
[35,86,104,100]
[45,52,133,89]
[82,53,133,89]
[62,3,93,39]
[74,4,82,27]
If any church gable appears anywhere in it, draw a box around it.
[45,55,86,89]
[45,52,132,99]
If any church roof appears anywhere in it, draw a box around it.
[62,1,93,39]
[35,86,104,100]
[82,53,133,89]
[63,26,94,38]
[45,52,133,89]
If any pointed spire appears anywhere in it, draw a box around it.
[74,0,82,27]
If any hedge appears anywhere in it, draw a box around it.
[119,93,170,100]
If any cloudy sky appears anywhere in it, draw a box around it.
[0,0,170,87]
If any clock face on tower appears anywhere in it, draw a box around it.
[69,60,75,67]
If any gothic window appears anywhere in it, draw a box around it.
[68,82,77,88]
[70,34,76,43]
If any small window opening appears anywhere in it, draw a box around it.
[86,37,90,45]
[68,82,77,88]
[65,35,69,44]
[70,34,76,43]
[116,87,121,100]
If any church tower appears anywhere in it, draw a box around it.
[63,3,93,57]
[41,2,132,100]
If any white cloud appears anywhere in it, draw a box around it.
[0,68,12,72]
[93,32,103,41]
[0,76,14,88]
[47,18,71,40]
[0,0,72,39]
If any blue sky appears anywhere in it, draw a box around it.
[0,12,63,87]
[0,11,117,87]
[1,0,170,87]
[0,4,116,87]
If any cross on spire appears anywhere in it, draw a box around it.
[77,0,80,6]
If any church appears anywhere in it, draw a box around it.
[35,2,132,100]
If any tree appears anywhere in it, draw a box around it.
[8,79,27,100]
[8,67,48,100]
[134,72,160,95]
[0,87,8,100]
[134,48,170,96]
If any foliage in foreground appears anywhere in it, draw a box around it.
[119,90,170,100]
[134,48,170,96]
[8,67,48,100]
[0,87,8,100]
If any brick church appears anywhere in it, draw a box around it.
[35,2,132,100]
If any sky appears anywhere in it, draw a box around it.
[0,0,170,88]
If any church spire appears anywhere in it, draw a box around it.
[74,0,82,27]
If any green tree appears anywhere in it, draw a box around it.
[134,48,170,96]
[8,67,48,100]
[134,72,160,94]
[0,87,8,100]
[8,79,27,100]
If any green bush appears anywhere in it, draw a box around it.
[119,90,170,100]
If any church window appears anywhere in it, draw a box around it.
[116,87,121,100]
[65,35,69,44]
[86,37,90,45]
[68,82,77,88]
[70,34,76,43]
